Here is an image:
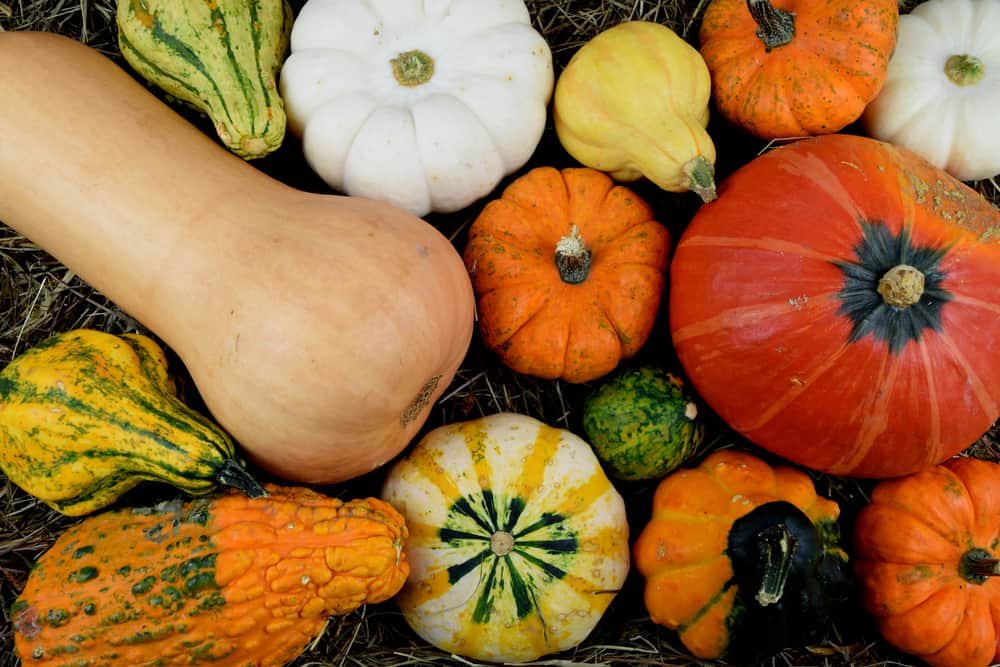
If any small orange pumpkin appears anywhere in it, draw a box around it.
[854,457,1000,667]
[698,0,898,139]
[463,167,671,383]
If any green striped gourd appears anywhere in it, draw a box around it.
[116,0,292,159]
[0,329,264,516]
[381,412,630,663]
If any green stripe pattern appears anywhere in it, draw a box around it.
[116,0,293,159]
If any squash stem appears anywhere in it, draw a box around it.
[945,54,985,87]
[747,0,795,51]
[684,156,717,203]
[960,548,1000,584]
[878,264,925,308]
[555,225,592,284]
[391,50,435,87]
[756,524,798,606]
[215,459,268,498]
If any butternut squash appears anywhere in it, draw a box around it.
[0,32,475,484]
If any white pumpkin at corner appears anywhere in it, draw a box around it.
[280,0,554,216]
[862,0,1000,182]
[381,412,630,663]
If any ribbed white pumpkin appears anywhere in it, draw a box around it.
[863,0,1000,181]
[280,0,554,216]
[381,412,629,663]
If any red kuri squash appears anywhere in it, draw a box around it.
[670,134,1000,478]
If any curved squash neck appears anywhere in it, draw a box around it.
[0,31,285,336]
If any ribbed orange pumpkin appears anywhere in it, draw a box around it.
[698,0,898,139]
[854,457,1000,667]
[463,166,671,383]
[670,134,1000,478]
[12,485,409,666]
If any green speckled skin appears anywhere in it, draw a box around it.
[582,366,704,480]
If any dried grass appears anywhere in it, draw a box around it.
[0,1,997,666]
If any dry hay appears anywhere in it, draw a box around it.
[0,1,997,666]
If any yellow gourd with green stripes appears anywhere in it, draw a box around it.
[381,412,630,663]
[116,0,292,159]
[0,329,265,516]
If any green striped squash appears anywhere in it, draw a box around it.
[116,0,292,159]
[582,365,704,480]
[0,329,264,516]
[381,412,630,663]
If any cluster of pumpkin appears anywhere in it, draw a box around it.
[0,0,999,665]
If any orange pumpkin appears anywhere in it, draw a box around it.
[698,0,898,139]
[463,167,671,383]
[633,449,850,661]
[854,457,1000,667]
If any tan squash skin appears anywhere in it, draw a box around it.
[0,32,475,483]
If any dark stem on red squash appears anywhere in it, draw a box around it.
[959,548,1000,584]
[555,225,592,284]
[755,524,799,606]
[747,0,795,51]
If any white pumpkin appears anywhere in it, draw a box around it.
[862,0,1000,182]
[381,412,630,663]
[280,0,554,216]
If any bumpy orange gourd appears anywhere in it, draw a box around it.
[698,0,898,139]
[463,167,671,383]
[854,457,1000,667]
[12,485,409,666]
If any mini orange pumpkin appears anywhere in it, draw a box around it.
[854,457,1000,667]
[463,167,671,383]
[698,0,898,139]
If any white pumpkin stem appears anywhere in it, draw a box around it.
[945,54,985,87]
[747,0,795,51]
[555,225,592,284]
[878,264,925,308]
[391,49,435,87]
[683,155,718,203]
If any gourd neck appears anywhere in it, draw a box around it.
[555,225,592,284]
[959,548,1000,584]
[684,155,718,203]
[755,523,798,606]
[747,0,795,51]
[878,264,925,308]
[945,54,985,86]
[391,49,435,86]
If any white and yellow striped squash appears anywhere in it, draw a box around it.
[116,0,293,159]
[381,412,629,663]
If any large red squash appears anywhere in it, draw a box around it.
[670,134,1000,478]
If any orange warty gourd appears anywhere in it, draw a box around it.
[854,457,1000,667]
[463,167,671,383]
[698,0,898,139]
[0,32,475,484]
[670,134,1000,478]
[11,485,409,666]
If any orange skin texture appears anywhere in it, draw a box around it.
[699,0,898,139]
[670,134,1000,478]
[854,457,1000,667]
[632,449,843,659]
[12,485,409,666]
[463,167,671,384]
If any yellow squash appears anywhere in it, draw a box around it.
[553,21,717,202]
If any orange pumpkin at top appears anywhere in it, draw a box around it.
[464,167,671,383]
[698,0,898,139]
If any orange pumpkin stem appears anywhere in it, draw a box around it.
[554,225,593,284]
[877,264,925,308]
[960,548,1000,584]
[747,0,795,51]
[756,523,798,606]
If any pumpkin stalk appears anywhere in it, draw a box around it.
[555,225,593,284]
[878,264,925,308]
[391,49,435,86]
[215,459,269,498]
[959,548,1000,584]
[755,523,798,606]
[747,0,795,51]
[683,156,718,203]
[944,54,985,87]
